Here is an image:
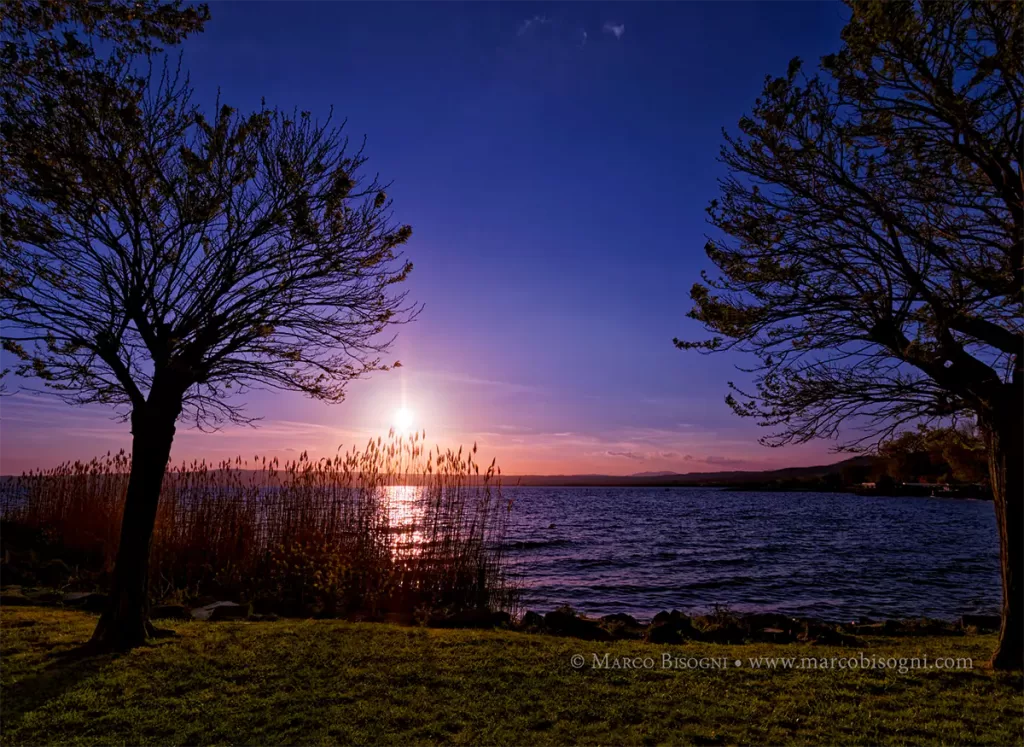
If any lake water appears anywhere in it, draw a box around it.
[501,487,1001,622]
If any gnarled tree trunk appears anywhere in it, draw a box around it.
[983,382,1023,671]
[90,398,181,651]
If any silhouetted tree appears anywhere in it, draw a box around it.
[1,0,208,207]
[880,425,988,485]
[2,8,415,648]
[678,1,1021,668]
[2,0,209,390]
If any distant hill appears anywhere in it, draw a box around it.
[503,455,879,487]
[0,457,877,486]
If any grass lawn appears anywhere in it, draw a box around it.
[1,606,1021,746]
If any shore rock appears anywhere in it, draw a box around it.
[62,592,107,612]
[521,611,544,629]
[752,627,796,644]
[849,621,893,636]
[697,623,746,645]
[959,614,1000,631]
[885,618,960,637]
[647,622,685,645]
[40,559,73,587]
[601,613,640,628]
[0,590,30,606]
[25,590,63,604]
[151,604,190,620]
[599,613,645,640]
[743,613,799,634]
[192,601,248,621]
[544,610,612,641]
[645,610,694,644]
[429,609,512,629]
[801,627,865,648]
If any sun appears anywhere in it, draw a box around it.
[394,407,414,435]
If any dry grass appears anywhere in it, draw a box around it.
[0,432,517,617]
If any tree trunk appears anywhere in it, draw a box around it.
[984,383,1023,671]
[90,399,181,651]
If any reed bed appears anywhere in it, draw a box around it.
[0,431,518,618]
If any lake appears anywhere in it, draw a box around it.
[501,487,1001,622]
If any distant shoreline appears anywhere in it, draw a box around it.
[500,482,991,499]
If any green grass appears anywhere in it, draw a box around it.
[2,606,1021,746]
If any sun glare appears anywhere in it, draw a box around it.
[394,407,414,435]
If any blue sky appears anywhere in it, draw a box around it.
[1,2,854,474]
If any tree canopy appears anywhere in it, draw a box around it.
[878,424,988,484]
[2,66,415,426]
[677,0,1021,448]
[2,0,207,395]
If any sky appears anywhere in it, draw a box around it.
[0,2,855,476]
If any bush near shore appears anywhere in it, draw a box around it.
[2,606,1021,746]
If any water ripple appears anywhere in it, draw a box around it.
[502,487,1001,621]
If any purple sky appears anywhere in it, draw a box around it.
[0,2,853,475]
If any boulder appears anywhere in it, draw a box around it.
[1,567,34,586]
[191,601,248,621]
[959,614,1000,632]
[697,623,746,644]
[39,559,73,586]
[521,611,544,629]
[743,613,800,636]
[647,622,685,645]
[652,610,672,625]
[0,590,30,606]
[429,608,511,629]
[801,627,865,648]
[849,622,890,636]
[211,603,250,621]
[25,590,62,604]
[62,592,107,612]
[887,618,959,636]
[645,610,695,643]
[751,627,796,644]
[599,612,645,640]
[151,604,190,620]
[601,613,640,628]
[544,610,612,641]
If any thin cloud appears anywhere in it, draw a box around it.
[518,15,551,37]
[602,22,625,40]
[607,450,644,461]
[424,370,542,395]
[704,455,749,467]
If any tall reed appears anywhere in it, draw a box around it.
[0,431,518,618]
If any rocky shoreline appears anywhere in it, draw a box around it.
[0,585,1000,648]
